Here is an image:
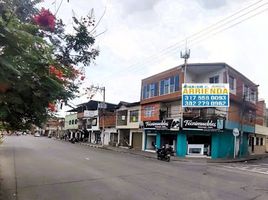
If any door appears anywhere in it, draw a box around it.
[132,132,142,150]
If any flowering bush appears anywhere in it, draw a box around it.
[33,8,55,31]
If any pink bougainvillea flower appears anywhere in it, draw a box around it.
[33,8,55,32]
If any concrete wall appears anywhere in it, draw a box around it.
[64,113,78,130]
[116,105,141,129]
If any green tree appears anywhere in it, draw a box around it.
[0,0,99,130]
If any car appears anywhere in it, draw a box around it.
[34,132,41,137]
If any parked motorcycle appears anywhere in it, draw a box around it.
[156,146,173,162]
[69,137,78,144]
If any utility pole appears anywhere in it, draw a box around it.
[180,43,190,83]
[180,44,190,119]
[239,93,246,158]
[102,87,106,146]
[239,85,259,157]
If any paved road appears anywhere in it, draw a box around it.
[1,136,268,200]
[219,156,268,175]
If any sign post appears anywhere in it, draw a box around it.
[233,128,239,159]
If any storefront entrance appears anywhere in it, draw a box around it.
[132,132,142,150]
[187,135,211,156]
[146,133,156,151]
[161,134,176,151]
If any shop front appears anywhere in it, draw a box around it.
[177,117,225,159]
[143,119,181,152]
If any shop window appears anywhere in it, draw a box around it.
[146,134,156,150]
[209,75,219,83]
[129,110,139,123]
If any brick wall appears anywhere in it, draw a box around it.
[256,101,265,125]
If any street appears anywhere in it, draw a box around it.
[1,136,268,200]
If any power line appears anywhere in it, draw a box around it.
[100,0,268,80]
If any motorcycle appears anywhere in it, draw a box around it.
[156,146,173,162]
[69,137,78,144]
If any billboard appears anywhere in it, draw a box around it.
[182,83,229,107]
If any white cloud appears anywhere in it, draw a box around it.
[40,0,268,112]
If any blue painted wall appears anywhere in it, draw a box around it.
[211,132,234,159]
[176,132,187,157]
[156,132,161,149]
[225,120,255,133]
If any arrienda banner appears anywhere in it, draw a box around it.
[182,83,229,107]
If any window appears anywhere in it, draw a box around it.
[160,80,165,95]
[209,75,219,83]
[159,75,179,95]
[71,120,74,125]
[75,119,77,124]
[260,137,264,146]
[256,137,259,145]
[92,118,97,126]
[244,85,250,101]
[170,76,175,93]
[69,120,71,125]
[149,83,157,97]
[175,75,179,91]
[144,106,154,117]
[250,89,256,102]
[117,110,128,125]
[143,83,159,99]
[229,76,235,91]
[129,110,139,122]
[164,78,169,94]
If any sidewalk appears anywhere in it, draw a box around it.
[208,153,268,163]
[79,142,205,162]
[59,139,268,163]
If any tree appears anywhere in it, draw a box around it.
[0,0,99,130]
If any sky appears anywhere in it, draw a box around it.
[40,0,268,115]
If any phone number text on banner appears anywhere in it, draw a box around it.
[182,84,229,107]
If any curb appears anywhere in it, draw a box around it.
[54,139,268,163]
[208,154,268,163]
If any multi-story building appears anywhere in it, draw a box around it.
[116,101,143,149]
[253,100,268,154]
[64,113,78,138]
[140,63,259,159]
[43,118,64,137]
[68,100,117,145]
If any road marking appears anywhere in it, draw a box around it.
[85,157,90,160]
[223,165,268,175]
